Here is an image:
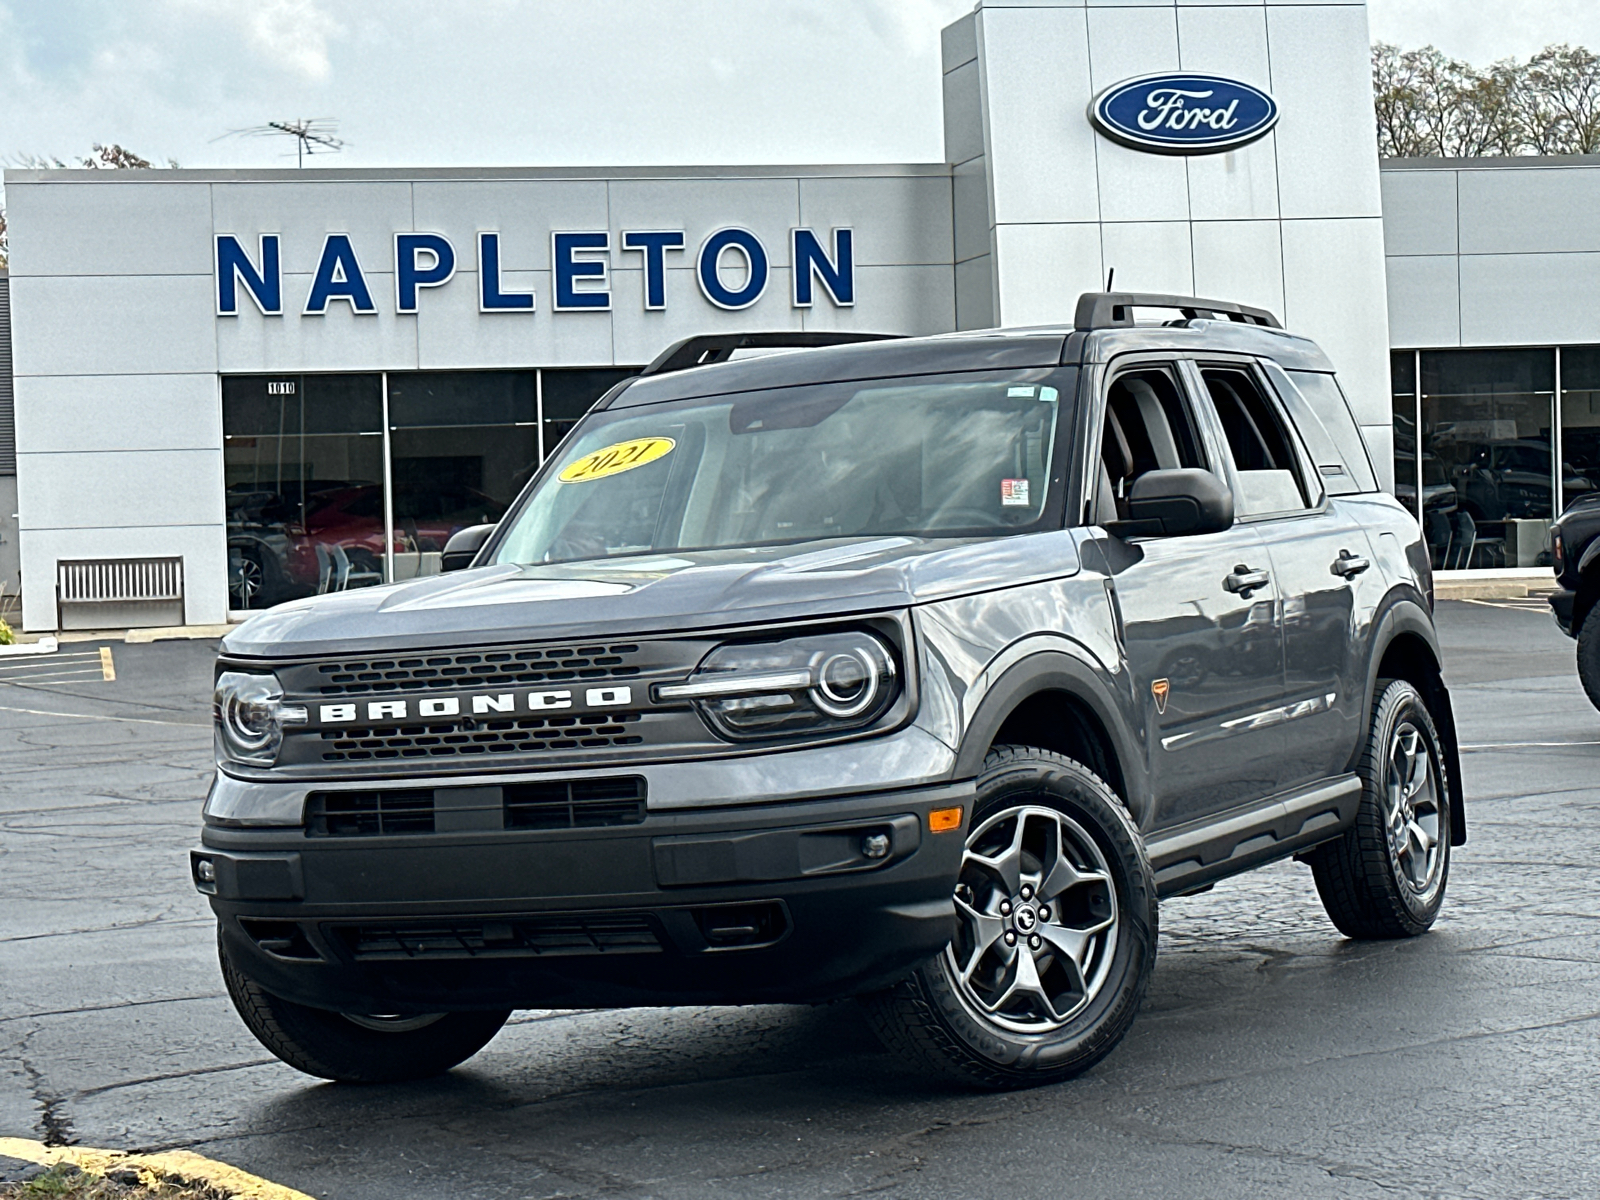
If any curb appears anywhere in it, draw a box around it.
[1434,571,1555,602]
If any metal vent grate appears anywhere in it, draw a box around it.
[0,273,14,477]
[306,790,436,836]
[503,776,647,829]
[58,557,184,603]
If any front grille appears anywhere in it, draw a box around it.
[318,712,645,762]
[264,635,721,774]
[305,778,647,836]
[504,777,646,829]
[337,913,663,961]
[307,790,435,836]
[311,644,645,697]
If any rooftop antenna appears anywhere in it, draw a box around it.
[213,118,346,168]
[1105,267,1115,292]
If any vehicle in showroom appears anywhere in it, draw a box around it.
[195,293,1466,1089]
[1549,490,1600,710]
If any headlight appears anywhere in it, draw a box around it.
[657,631,900,741]
[213,671,307,767]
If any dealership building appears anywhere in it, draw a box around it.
[2,0,1599,631]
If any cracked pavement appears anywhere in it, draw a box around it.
[2,606,1599,1199]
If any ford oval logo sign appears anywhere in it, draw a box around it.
[1089,73,1279,155]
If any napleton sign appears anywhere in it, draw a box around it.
[214,226,858,318]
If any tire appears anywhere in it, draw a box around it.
[1310,679,1451,940]
[1577,603,1600,713]
[861,746,1157,1090]
[220,935,510,1083]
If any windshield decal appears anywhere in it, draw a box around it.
[559,436,676,483]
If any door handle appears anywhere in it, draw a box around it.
[1331,550,1371,579]
[1223,565,1270,597]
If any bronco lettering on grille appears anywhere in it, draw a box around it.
[317,685,635,726]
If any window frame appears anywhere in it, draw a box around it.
[1081,353,1231,529]
[1183,355,1327,522]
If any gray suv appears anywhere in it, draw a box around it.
[195,292,1464,1089]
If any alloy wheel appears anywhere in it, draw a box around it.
[230,553,264,607]
[1385,720,1445,902]
[945,804,1119,1034]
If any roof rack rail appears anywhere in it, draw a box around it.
[639,331,900,377]
[1074,291,1281,332]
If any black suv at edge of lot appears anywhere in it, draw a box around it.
[1549,492,1600,709]
[195,292,1466,1090]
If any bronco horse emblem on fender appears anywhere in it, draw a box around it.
[1152,678,1171,715]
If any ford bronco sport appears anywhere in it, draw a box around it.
[194,292,1465,1089]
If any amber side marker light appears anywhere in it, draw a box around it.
[929,806,964,833]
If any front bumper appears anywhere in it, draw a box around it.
[196,782,972,1013]
[1550,587,1577,636]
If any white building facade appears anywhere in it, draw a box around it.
[1,1,1591,630]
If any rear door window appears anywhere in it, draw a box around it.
[1198,365,1320,517]
[1280,368,1379,494]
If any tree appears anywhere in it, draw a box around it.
[1374,41,1600,159]
[0,145,175,267]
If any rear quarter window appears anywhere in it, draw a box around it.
[1275,366,1379,495]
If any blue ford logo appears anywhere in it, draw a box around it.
[1089,73,1279,155]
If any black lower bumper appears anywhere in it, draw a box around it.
[1550,587,1577,636]
[196,782,972,1013]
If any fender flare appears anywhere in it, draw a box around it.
[1577,533,1600,578]
[951,649,1151,827]
[1366,595,1468,847]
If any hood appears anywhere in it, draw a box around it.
[222,531,1083,658]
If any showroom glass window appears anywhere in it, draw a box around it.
[542,368,634,456]
[1560,348,1600,517]
[221,368,636,610]
[222,375,385,611]
[1391,350,1419,524]
[385,371,537,582]
[1419,348,1556,570]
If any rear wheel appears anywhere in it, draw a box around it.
[1577,603,1600,713]
[862,746,1156,1089]
[220,936,510,1083]
[1310,679,1451,939]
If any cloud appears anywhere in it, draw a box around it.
[1368,0,1600,63]
[170,0,343,82]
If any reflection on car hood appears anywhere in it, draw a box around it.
[222,532,1083,657]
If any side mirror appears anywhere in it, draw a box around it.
[1107,469,1234,539]
[441,523,496,572]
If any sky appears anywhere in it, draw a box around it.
[0,1,1597,175]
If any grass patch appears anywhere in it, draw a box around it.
[0,1163,235,1200]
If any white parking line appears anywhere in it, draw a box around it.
[1461,740,1600,750]
[0,703,205,728]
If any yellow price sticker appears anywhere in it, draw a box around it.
[557,436,676,483]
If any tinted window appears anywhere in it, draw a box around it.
[495,372,1071,565]
[1201,366,1314,516]
[1285,369,1379,494]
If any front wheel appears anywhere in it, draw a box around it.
[1577,603,1600,713]
[862,746,1157,1089]
[1310,679,1452,939]
[220,936,510,1083]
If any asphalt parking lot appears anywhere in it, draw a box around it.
[2,600,1598,1200]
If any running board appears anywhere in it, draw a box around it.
[1145,775,1362,899]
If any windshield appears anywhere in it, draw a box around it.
[493,372,1069,566]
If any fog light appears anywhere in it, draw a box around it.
[929,806,963,833]
[861,833,891,859]
[195,858,216,883]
